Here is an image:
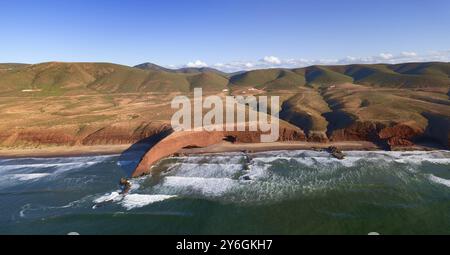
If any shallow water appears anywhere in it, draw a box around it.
[0,150,449,234]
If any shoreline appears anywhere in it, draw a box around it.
[178,141,439,155]
[0,141,443,159]
[0,144,131,159]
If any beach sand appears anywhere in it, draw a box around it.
[0,141,436,159]
[0,144,130,158]
[178,141,381,155]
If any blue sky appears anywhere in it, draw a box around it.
[1,0,449,71]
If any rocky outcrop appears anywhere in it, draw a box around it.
[378,122,424,147]
[329,121,385,143]
[133,124,305,177]
[0,128,77,147]
[307,131,328,142]
[0,122,172,148]
[328,120,442,149]
[133,130,225,177]
[225,126,305,143]
[81,123,171,145]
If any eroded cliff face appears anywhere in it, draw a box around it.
[307,131,329,143]
[2,116,447,155]
[225,126,306,143]
[329,121,385,143]
[1,129,77,147]
[379,122,424,147]
[328,119,449,149]
[133,130,225,177]
[0,122,172,148]
[132,124,306,177]
[81,123,171,145]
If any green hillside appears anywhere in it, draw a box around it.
[231,62,449,90]
[339,64,450,89]
[134,62,227,77]
[0,61,448,96]
[262,70,306,91]
[229,68,282,88]
[0,63,29,72]
[133,62,173,72]
[0,61,449,149]
[304,66,353,86]
[0,62,194,95]
[230,68,305,91]
[187,72,229,91]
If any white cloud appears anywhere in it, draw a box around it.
[261,56,281,65]
[400,51,417,57]
[169,50,450,72]
[186,60,208,68]
[379,53,394,60]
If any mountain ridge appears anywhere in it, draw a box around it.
[134,62,227,76]
[0,61,448,151]
[0,61,448,96]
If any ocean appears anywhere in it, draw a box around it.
[0,150,449,235]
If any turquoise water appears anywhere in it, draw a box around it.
[0,150,449,235]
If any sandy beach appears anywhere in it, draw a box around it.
[178,140,435,155]
[0,144,131,158]
[0,140,437,159]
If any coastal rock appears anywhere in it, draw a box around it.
[326,146,345,160]
[0,122,172,148]
[225,126,305,143]
[1,128,77,146]
[133,124,305,177]
[329,121,384,142]
[329,120,432,148]
[133,130,226,177]
[307,131,328,142]
[379,122,423,147]
[81,122,171,145]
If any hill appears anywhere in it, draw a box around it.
[134,62,227,76]
[230,62,449,90]
[230,69,306,91]
[0,61,448,150]
[133,62,173,72]
[0,61,448,96]
[0,62,227,95]
[0,63,29,74]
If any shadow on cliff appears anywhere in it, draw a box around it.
[322,110,355,138]
[279,100,313,136]
[414,112,450,150]
[117,128,174,177]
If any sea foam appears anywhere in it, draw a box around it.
[428,174,450,188]
[120,194,177,210]
[93,150,450,209]
[12,173,51,181]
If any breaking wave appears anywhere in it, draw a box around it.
[120,194,177,210]
[0,155,115,188]
[90,150,450,208]
[93,190,177,210]
[2,150,449,213]
[428,174,450,187]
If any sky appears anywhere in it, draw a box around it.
[1,0,449,71]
